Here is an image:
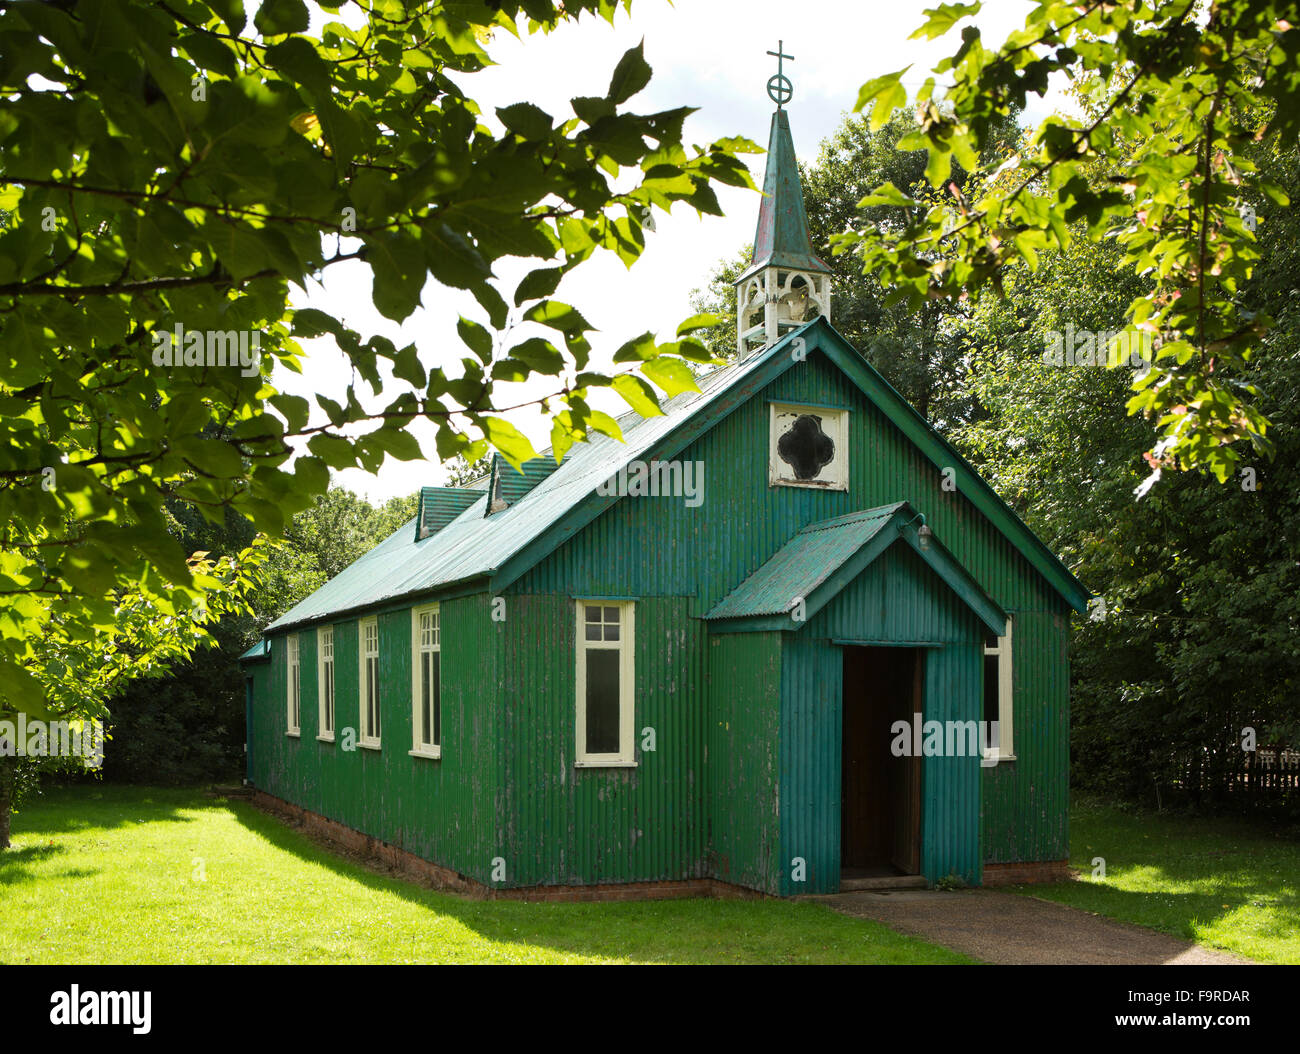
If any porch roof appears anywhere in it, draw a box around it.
[703,502,1007,637]
[238,639,270,663]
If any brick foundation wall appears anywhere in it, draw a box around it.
[981,859,1073,886]
[246,788,771,902]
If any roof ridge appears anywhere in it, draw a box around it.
[797,502,908,534]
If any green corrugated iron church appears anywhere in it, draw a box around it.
[240,85,1089,898]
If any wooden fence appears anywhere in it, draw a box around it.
[1168,746,1300,800]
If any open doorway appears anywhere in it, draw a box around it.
[841,646,923,881]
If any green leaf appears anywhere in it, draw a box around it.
[472,282,510,329]
[457,317,494,364]
[587,410,623,442]
[291,308,344,339]
[269,394,310,433]
[307,433,357,470]
[423,222,493,290]
[909,2,982,41]
[266,37,332,103]
[572,95,615,124]
[508,337,565,374]
[496,102,553,140]
[392,343,426,388]
[254,0,309,36]
[481,416,538,469]
[612,331,657,363]
[860,181,918,208]
[514,266,565,306]
[550,416,578,463]
[853,68,910,129]
[209,0,247,34]
[924,145,952,188]
[368,427,423,462]
[523,300,593,335]
[366,232,426,321]
[676,312,721,337]
[607,40,652,105]
[612,374,664,418]
[641,356,699,398]
[293,455,329,494]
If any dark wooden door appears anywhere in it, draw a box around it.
[889,655,923,874]
[841,647,886,868]
[841,647,923,875]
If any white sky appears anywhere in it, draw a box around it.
[283,0,1059,501]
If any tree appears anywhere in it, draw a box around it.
[0,0,755,719]
[103,485,420,786]
[844,0,1299,491]
[953,128,1300,808]
[444,453,492,487]
[0,545,262,846]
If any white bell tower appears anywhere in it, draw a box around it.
[736,41,832,355]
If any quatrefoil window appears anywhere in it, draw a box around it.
[769,403,848,491]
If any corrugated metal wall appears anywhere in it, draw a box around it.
[776,544,987,893]
[498,594,707,888]
[247,594,502,885]
[708,631,782,893]
[981,609,1070,863]
[921,642,984,885]
[778,633,840,894]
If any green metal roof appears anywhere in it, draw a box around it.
[262,316,1088,636]
[706,504,904,619]
[738,108,832,282]
[705,502,1007,637]
[487,454,560,511]
[262,347,783,634]
[415,486,478,540]
[238,639,270,663]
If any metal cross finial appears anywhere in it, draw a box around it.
[766,40,794,107]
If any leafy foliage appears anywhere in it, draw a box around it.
[0,0,757,717]
[104,485,420,785]
[954,129,1300,808]
[841,0,1300,490]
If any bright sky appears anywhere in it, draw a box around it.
[282,0,1058,502]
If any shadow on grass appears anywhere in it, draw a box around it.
[9,783,226,837]
[0,841,70,885]
[1008,801,1300,961]
[225,797,951,965]
[1019,879,1270,945]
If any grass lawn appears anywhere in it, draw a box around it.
[0,785,970,965]
[1008,798,1300,964]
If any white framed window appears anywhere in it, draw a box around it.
[410,605,441,758]
[286,633,301,736]
[317,625,335,741]
[983,616,1015,762]
[769,402,849,490]
[575,601,635,767]
[359,617,381,749]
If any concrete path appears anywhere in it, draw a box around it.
[805,889,1254,964]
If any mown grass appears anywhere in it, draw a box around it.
[0,785,971,964]
[1009,798,1300,964]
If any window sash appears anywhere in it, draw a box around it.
[287,635,300,734]
[982,616,1014,759]
[411,606,441,755]
[575,601,634,765]
[359,619,380,745]
[318,626,335,738]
